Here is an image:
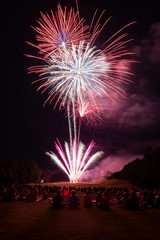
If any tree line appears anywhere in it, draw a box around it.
[0,156,53,184]
[113,146,160,187]
[1,146,160,186]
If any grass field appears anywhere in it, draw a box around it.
[31,179,133,188]
[0,180,160,240]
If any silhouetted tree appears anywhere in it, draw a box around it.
[0,156,19,184]
[25,161,41,183]
[41,169,53,182]
[113,146,160,187]
[0,156,42,184]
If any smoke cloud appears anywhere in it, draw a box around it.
[79,152,142,182]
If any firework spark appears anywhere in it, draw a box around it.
[27,2,134,182]
[46,139,103,182]
[26,3,89,59]
[28,40,133,117]
[28,41,112,110]
[27,4,134,116]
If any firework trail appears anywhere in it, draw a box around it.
[27,2,134,182]
[46,139,103,182]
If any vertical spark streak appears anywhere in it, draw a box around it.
[65,141,72,172]
[72,100,77,145]
[76,141,85,173]
[67,107,72,151]
[72,140,77,176]
[77,117,81,146]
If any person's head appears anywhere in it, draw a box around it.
[123,192,128,198]
[130,190,136,198]
[71,190,76,196]
[86,190,90,195]
[143,190,148,197]
[57,189,61,195]
[103,191,108,197]
[97,191,101,197]
[148,191,153,196]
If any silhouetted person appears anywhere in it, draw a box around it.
[141,190,148,208]
[129,190,139,210]
[120,192,130,210]
[96,192,102,207]
[63,188,70,204]
[99,191,110,210]
[51,190,64,209]
[146,191,154,207]
[42,189,48,200]
[83,190,92,208]
[154,191,160,209]
[68,190,80,209]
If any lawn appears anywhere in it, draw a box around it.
[32,179,133,188]
[0,180,160,240]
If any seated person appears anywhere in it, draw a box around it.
[95,192,102,207]
[140,190,148,208]
[128,190,139,210]
[51,190,64,209]
[83,190,92,208]
[63,188,70,204]
[120,192,130,209]
[42,189,48,200]
[154,191,160,209]
[99,191,110,210]
[68,190,80,209]
[146,191,154,208]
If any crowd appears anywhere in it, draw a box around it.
[0,183,160,210]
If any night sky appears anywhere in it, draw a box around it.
[1,0,160,180]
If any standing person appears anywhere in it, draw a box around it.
[83,190,92,208]
[68,190,80,209]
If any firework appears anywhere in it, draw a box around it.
[26,3,89,59]
[28,40,133,115]
[28,42,111,109]
[27,24,134,120]
[46,139,103,182]
[27,2,134,182]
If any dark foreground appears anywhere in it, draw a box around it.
[0,193,160,240]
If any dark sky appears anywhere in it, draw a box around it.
[1,0,160,178]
